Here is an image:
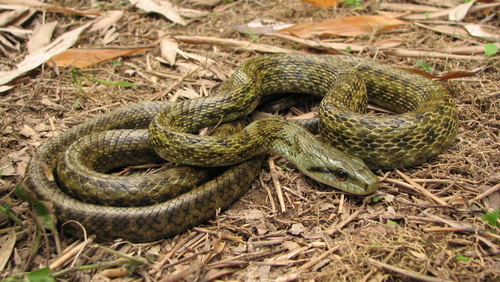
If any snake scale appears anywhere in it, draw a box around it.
[24,54,458,242]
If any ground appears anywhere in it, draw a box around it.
[1,0,500,281]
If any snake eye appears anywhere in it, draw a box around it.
[335,168,348,181]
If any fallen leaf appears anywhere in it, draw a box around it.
[0,231,16,271]
[186,0,221,6]
[414,23,471,41]
[129,0,187,26]
[0,33,20,54]
[88,10,124,33]
[0,6,29,26]
[0,26,32,39]
[173,35,298,53]
[379,3,441,12]
[463,23,500,42]
[102,26,119,45]
[178,7,209,19]
[0,156,15,176]
[277,15,408,38]
[449,0,477,21]
[271,33,364,53]
[26,21,58,53]
[0,20,94,85]
[49,47,150,68]
[160,37,178,66]
[400,67,476,80]
[289,223,305,235]
[0,85,13,92]
[301,0,340,7]
[230,18,294,35]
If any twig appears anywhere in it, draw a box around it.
[151,232,198,274]
[268,158,286,212]
[260,168,277,213]
[297,244,340,271]
[49,236,95,270]
[396,170,447,206]
[368,258,454,282]
[469,183,500,202]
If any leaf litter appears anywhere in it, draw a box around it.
[0,0,499,281]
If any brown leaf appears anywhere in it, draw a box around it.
[276,15,408,38]
[301,0,340,7]
[49,47,150,68]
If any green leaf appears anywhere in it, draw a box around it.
[482,209,499,227]
[416,60,434,71]
[71,68,136,91]
[387,220,397,226]
[26,267,55,282]
[15,184,56,232]
[245,29,259,40]
[456,255,471,262]
[345,46,352,53]
[484,43,498,57]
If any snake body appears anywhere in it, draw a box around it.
[24,54,457,242]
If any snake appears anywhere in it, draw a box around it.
[23,54,458,242]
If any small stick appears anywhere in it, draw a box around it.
[368,258,454,282]
[260,173,277,212]
[469,183,500,202]
[396,170,447,206]
[268,158,286,213]
[296,244,340,271]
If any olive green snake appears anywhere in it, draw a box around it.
[23,54,458,242]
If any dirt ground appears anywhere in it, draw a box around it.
[1,0,500,281]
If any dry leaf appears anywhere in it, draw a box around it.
[0,231,16,271]
[102,26,119,45]
[400,67,476,81]
[444,44,500,55]
[160,37,178,66]
[27,21,58,54]
[463,23,500,42]
[129,0,187,26]
[186,0,221,6]
[0,26,32,39]
[449,0,477,21]
[0,85,13,92]
[49,47,150,68]
[88,10,124,33]
[271,33,364,53]
[0,21,94,85]
[277,15,408,38]
[173,35,298,53]
[301,0,339,7]
[385,49,486,60]
[414,23,471,41]
[0,6,29,26]
[379,3,441,12]
[178,7,209,19]
[0,33,20,55]
[230,18,294,35]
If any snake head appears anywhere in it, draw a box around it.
[273,121,379,195]
[304,152,379,195]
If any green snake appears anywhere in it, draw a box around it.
[24,54,458,242]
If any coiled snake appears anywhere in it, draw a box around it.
[24,54,458,242]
